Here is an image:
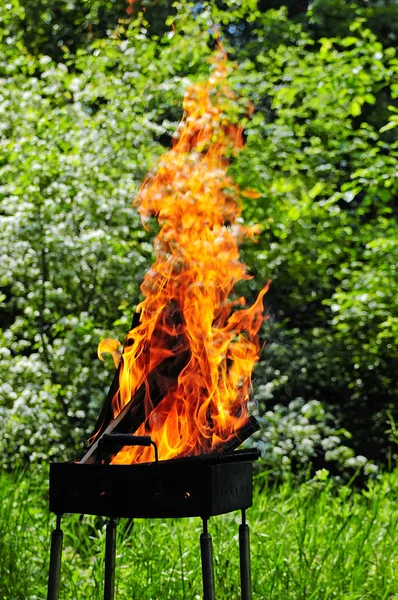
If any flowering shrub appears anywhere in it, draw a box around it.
[0,1,397,470]
[252,396,379,478]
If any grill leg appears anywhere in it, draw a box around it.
[104,517,117,600]
[239,510,252,600]
[200,518,216,600]
[47,515,63,600]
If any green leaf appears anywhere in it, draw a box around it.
[351,100,362,117]
[288,206,300,221]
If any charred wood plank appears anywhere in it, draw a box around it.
[87,313,140,446]
[80,349,190,464]
[212,416,260,455]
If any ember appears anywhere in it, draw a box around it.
[87,50,268,465]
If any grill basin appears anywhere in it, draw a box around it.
[50,448,259,519]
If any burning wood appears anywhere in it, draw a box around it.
[81,304,189,464]
[87,50,268,464]
[212,416,260,455]
[81,348,190,464]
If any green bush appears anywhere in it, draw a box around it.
[0,1,397,470]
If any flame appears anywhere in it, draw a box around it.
[126,0,135,16]
[98,50,268,463]
[98,338,122,369]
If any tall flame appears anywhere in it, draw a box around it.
[99,51,268,464]
[125,0,135,16]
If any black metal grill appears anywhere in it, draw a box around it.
[47,439,259,600]
[50,448,257,519]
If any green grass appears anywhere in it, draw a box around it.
[0,468,397,599]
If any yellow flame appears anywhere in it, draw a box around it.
[97,49,268,464]
[98,338,122,369]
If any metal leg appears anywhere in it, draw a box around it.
[239,510,252,600]
[200,518,216,600]
[104,517,117,600]
[47,515,63,600]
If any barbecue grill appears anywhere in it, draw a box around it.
[46,51,266,599]
[47,434,259,600]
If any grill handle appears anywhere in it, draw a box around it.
[100,433,159,465]
[102,434,151,447]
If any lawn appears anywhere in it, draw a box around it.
[1,468,397,599]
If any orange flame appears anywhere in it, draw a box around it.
[99,50,268,463]
[98,338,122,369]
[126,0,135,16]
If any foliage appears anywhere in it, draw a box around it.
[2,0,176,61]
[0,0,397,470]
[0,466,397,598]
[251,397,380,477]
[0,469,49,599]
[230,11,398,464]
[0,3,211,464]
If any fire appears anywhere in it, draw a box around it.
[98,338,122,369]
[125,0,135,16]
[98,50,268,463]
